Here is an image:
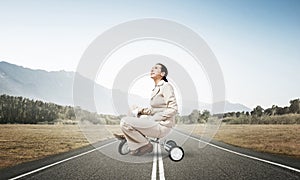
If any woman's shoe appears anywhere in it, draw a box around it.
[130,142,153,156]
[113,134,126,140]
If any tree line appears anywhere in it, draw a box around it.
[176,98,300,124]
[1,94,299,124]
[223,99,300,118]
[0,94,119,124]
[220,99,300,124]
[175,110,211,124]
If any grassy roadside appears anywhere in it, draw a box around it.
[0,124,124,169]
[0,124,299,169]
[183,124,300,158]
[0,125,89,169]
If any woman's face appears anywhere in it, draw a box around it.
[150,64,165,80]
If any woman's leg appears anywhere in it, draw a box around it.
[120,116,158,151]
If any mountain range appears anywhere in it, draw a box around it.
[0,61,251,115]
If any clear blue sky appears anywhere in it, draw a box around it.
[0,0,299,109]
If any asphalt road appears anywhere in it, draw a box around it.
[1,130,299,180]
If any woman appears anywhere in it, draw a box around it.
[116,63,178,156]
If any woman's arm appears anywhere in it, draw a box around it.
[160,83,178,120]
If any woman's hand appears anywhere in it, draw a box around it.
[131,108,139,117]
[128,105,139,117]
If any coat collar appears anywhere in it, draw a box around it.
[156,80,165,87]
[152,80,165,90]
[151,80,165,99]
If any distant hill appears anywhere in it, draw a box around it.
[0,61,114,113]
[0,61,74,105]
[213,101,251,114]
[0,61,251,114]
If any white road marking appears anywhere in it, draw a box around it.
[157,144,166,180]
[177,131,300,173]
[9,141,117,180]
[151,143,158,180]
[151,143,166,180]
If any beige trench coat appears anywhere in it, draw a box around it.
[120,80,178,150]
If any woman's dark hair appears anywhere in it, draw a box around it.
[156,63,168,82]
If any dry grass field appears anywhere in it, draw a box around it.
[183,124,300,158]
[0,124,299,169]
[0,124,123,169]
[0,125,90,169]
